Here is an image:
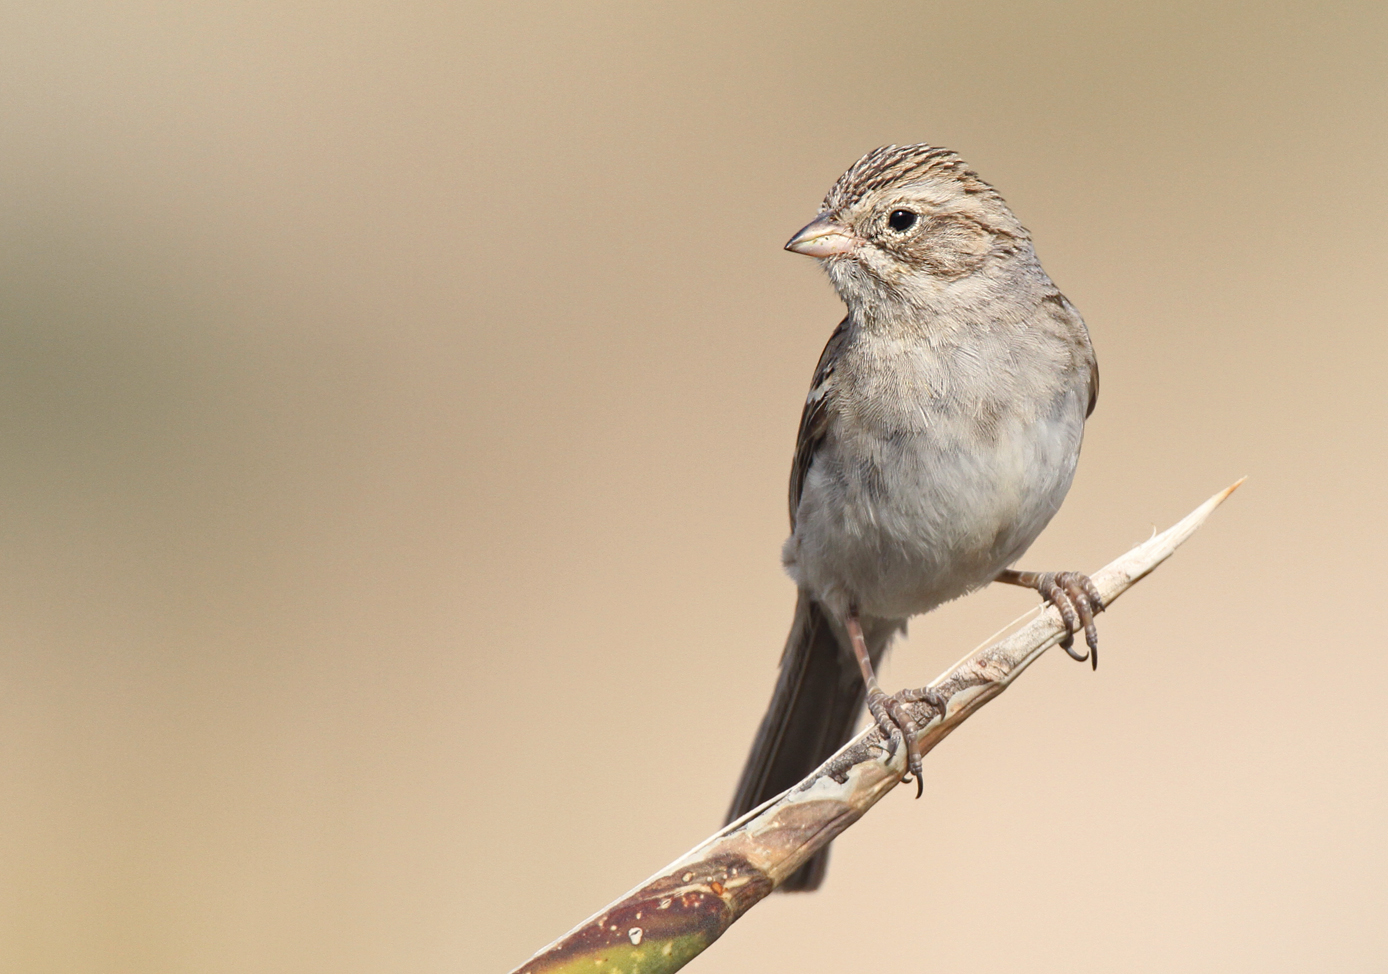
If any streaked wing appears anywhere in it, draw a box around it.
[1042,288,1099,419]
[1086,357,1099,418]
[789,317,850,531]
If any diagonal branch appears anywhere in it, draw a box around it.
[510,481,1243,974]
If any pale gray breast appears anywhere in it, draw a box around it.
[784,323,1089,621]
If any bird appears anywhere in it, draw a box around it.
[726,144,1101,892]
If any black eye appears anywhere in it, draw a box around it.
[887,209,918,232]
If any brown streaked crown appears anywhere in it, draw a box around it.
[820,143,1007,217]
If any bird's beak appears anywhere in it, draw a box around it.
[784,216,858,257]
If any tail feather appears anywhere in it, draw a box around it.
[726,592,896,891]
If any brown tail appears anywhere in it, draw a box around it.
[726,592,896,891]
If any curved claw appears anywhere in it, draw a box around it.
[1059,639,1090,663]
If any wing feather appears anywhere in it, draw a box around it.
[789,318,849,530]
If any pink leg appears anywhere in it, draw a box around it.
[845,611,947,798]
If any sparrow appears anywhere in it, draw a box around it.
[726,144,1101,891]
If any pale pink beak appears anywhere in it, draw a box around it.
[784,216,858,257]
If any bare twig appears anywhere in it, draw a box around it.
[510,481,1243,974]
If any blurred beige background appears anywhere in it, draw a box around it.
[1,1,1385,971]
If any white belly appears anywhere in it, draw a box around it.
[783,385,1086,622]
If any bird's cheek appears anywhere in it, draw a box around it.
[867,251,914,285]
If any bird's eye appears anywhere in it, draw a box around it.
[887,209,918,232]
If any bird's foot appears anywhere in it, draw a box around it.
[1035,571,1104,669]
[866,685,949,799]
[997,568,1103,667]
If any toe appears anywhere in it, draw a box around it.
[1059,573,1100,669]
[1043,581,1086,660]
[865,692,899,760]
[1081,574,1104,612]
[900,685,949,718]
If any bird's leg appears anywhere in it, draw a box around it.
[995,569,1104,669]
[846,611,946,799]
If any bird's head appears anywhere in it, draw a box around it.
[786,144,1032,314]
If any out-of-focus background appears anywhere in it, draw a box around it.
[2,2,1384,972]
